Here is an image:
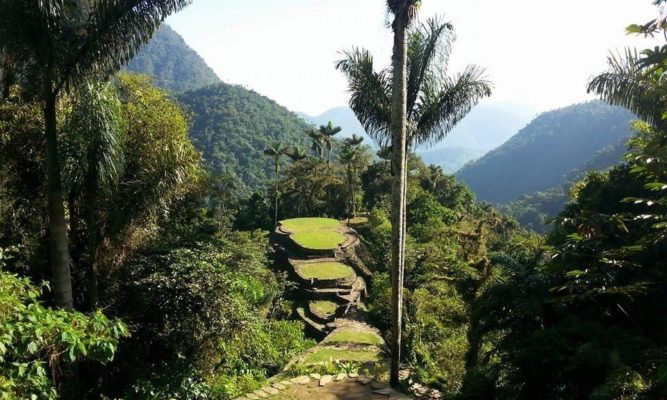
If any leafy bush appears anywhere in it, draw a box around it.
[0,248,127,399]
[106,230,313,399]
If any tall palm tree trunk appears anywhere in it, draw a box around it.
[274,161,279,226]
[390,3,409,387]
[44,88,74,309]
[350,166,356,217]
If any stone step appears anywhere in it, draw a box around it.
[296,307,328,334]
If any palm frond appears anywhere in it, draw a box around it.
[587,48,666,127]
[63,80,125,196]
[407,16,454,118]
[413,64,492,148]
[60,0,192,92]
[386,0,421,26]
[336,47,392,146]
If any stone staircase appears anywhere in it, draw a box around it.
[271,218,371,338]
[233,218,444,399]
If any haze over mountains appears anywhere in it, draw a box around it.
[299,103,536,172]
[456,101,636,203]
[126,24,637,216]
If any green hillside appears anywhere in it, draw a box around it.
[456,101,635,203]
[177,83,310,191]
[502,138,629,232]
[125,24,220,92]
[126,24,311,190]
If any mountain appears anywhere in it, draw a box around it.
[419,147,486,173]
[177,84,310,192]
[301,103,535,172]
[125,24,220,92]
[426,103,535,153]
[126,24,312,192]
[501,137,629,233]
[298,107,368,141]
[456,101,636,204]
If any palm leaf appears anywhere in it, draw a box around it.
[407,17,454,119]
[336,48,392,146]
[587,48,666,127]
[413,64,492,147]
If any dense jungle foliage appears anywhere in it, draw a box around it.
[2,1,667,399]
[0,74,313,399]
[457,101,635,203]
[177,83,311,193]
[125,24,221,93]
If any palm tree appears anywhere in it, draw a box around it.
[0,0,190,308]
[319,121,342,164]
[336,17,492,149]
[587,48,667,129]
[62,80,124,309]
[264,142,288,226]
[306,128,325,160]
[337,10,492,385]
[340,134,365,218]
[420,164,445,193]
[287,146,308,162]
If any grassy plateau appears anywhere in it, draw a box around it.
[295,261,355,280]
[290,230,347,250]
[303,348,381,365]
[310,300,339,317]
[280,217,343,232]
[323,329,384,346]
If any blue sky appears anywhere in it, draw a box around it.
[167,0,657,116]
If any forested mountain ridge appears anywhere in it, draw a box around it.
[177,83,310,191]
[456,101,635,203]
[504,137,630,232]
[125,24,313,191]
[300,103,534,172]
[125,24,221,92]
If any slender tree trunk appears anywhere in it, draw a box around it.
[274,161,279,226]
[44,90,74,309]
[390,4,409,387]
[88,239,103,310]
[349,167,354,217]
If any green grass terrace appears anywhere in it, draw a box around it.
[294,261,356,280]
[303,347,382,365]
[323,328,384,346]
[279,217,343,233]
[290,230,348,251]
[309,300,339,318]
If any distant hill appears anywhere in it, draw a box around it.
[426,103,535,152]
[298,107,370,141]
[419,147,486,173]
[502,138,629,233]
[456,101,635,203]
[125,24,220,93]
[300,103,534,172]
[126,24,313,192]
[178,84,310,191]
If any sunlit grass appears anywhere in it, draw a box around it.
[290,230,347,250]
[295,261,355,280]
[280,217,343,232]
[324,330,383,346]
[304,348,381,365]
[310,300,338,316]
